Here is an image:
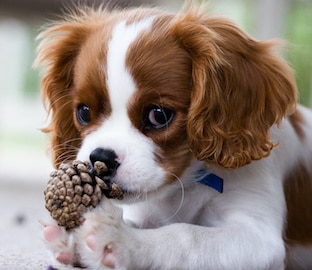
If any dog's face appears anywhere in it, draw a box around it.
[75,14,193,195]
[36,6,296,198]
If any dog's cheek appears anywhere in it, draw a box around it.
[154,121,192,183]
[114,145,168,193]
[158,141,193,184]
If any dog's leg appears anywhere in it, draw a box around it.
[76,198,129,270]
[75,198,286,270]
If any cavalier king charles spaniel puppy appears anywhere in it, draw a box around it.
[35,2,312,269]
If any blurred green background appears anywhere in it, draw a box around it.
[0,0,311,184]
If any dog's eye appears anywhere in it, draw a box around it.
[76,104,91,125]
[145,106,174,130]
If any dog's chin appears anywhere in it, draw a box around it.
[109,191,146,205]
[117,191,145,204]
[113,184,163,204]
[110,174,169,204]
[117,189,152,203]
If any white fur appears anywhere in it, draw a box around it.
[77,17,166,194]
[74,107,312,270]
[75,106,312,270]
[106,17,154,114]
[44,16,312,270]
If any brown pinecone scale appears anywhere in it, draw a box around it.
[44,160,124,230]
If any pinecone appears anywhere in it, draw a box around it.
[44,160,124,230]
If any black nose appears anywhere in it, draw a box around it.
[89,148,119,177]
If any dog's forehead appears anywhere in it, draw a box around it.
[74,10,159,90]
[106,16,155,114]
[74,9,191,129]
[73,13,159,122]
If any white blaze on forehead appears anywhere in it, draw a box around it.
[77,16,167,193]
[106,17,154,116]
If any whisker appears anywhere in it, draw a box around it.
[157,174,185,225]
[50,138,82,164]
[51,141,80,155]
[44,91,73,111]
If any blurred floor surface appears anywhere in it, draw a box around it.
[0,181,80,270]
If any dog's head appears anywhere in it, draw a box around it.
[36,4,296,197]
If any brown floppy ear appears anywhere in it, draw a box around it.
[34,10,94,168]
[172,7,297,169]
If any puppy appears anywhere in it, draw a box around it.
[35,3,312,269]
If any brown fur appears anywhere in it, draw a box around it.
[284,162,312,246]
[35,7,170,168]
[288,109,306,141]
[35,5,297,170]
[35,8,107,167]
[126,15,193,182]
[171,7,297,169]
[35,3,312,256]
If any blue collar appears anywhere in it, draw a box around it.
[196,169,223,193]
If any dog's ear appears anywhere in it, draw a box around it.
[35,10,94,167]
[172,7,297,169]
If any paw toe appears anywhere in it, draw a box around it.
[56,251,72,265]
[102,245,116,269]
[86,234,97,251]
[43,225,63,243]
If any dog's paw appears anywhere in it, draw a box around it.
[40,219,82,266]
[77,198,131,269]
